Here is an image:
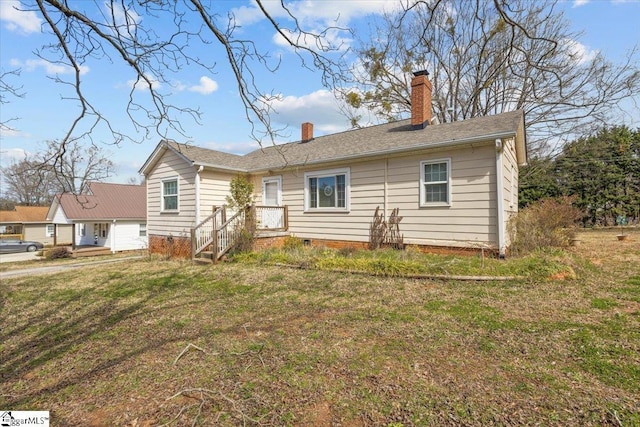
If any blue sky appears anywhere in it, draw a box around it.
[1,0,639,184]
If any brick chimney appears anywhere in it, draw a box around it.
[411,70,432,130]
[301,122,314,142]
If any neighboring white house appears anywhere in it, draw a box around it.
[47,182,147,252]
[140,71,527,258]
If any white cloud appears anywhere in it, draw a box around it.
[231,0,399,54]
[127,75,161,92]
[10,58,90,75]
[573,0,590,7]
[0,148,30,166]
[0,0,42,34]
[564,39,598,64]
[106,0,141,32]
[232,0,399,27]
[188,76,219,95]
[265,89,352,135]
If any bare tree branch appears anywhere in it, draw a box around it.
[342,0,640,156]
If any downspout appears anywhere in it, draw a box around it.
[195,165,204,224]
[495,139,506,258]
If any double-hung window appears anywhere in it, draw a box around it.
[304,168,350,212]
[46,224,55,237]
[139,223,147,237]
[162,178,178,211]
[420,159,451,206]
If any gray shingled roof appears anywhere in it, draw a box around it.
[165,109,524,172]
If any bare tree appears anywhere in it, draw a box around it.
[0,0,347,157]
[0,157,60,206]
[0,140,114,203]
[0,68,25,133]
[342,0,640,155]
[42,140,115,194]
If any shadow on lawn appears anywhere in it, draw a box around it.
[0,272,210,408]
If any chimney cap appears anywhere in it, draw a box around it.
[412,70,429,77]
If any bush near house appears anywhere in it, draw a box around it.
[45,246,71,260]
[508,196,581,256]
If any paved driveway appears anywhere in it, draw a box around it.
[0,256,144,279]
[0,251,41,263]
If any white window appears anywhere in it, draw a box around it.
[162,178,179,211]
[46,224,55,237]
[304,168,350,212]
[79,224,86,237]
[420,159,451,206]
[139,223,147,237]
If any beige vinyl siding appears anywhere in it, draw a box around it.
[280,162,381,242]
[23,224,50,245]
[388,143,497,246]
[198,170,235,221]
[55,224,73,245]
[147,149,196,236]
[280,141,498,248]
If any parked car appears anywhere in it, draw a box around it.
[0,239,44,253]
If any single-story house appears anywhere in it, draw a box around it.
[47,182,147,252]
[0,206,72,246]
[140,70,527,259]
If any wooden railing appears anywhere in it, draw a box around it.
[0,234,24,240]
[214,208,247,259]
[254,205,288,231]
[191,204,288,262]
[190,206,225,260]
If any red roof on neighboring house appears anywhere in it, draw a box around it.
[53,182,146,220]
[0,206,50,223]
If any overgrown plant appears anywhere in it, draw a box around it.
[46,247,71,260]
[226,175,256,254]
[508,197,581,256]
[368,206,404,250]
[226,174,254,210]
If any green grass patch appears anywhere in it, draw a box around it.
[590,298,618,310]
[232,246,573,279]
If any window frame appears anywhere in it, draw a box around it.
[419,158,452,207]
[139,223,147,237]
[46,224,55,237]
[304,167,350,212]
[161,177,179,212]
[262,176,282,206]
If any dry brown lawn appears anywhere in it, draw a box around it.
[1,229,638,426]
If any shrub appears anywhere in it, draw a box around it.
[509,196,581,256]
[226,174,254,210]
[46,246,71,260]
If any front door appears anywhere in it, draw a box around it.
[261,176,283,229]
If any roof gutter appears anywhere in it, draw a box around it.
[193,161,249,173]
